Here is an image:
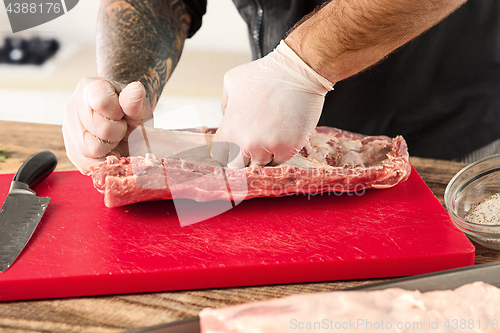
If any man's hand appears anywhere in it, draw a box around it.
[62,0,192,173]
[62,78,152,173]
[212,41,333,168]
[213,0,466,168]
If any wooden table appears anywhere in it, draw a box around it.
[0,120,499,333]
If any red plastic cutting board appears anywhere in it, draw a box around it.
[0,166,474,301]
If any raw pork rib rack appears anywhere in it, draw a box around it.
[88,127,411,208]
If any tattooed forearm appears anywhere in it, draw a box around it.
[96,0,191,109]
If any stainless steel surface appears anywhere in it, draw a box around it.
[349,261,500,292]
[125,262,500,332]
[0,192,50,272]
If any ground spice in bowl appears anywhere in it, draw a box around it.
[465,193,500,225]
[445,154,500,250]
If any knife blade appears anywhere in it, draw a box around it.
[124,261,500,333]
[347,260,500,292]
[0,150,57,272]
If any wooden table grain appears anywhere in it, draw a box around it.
[0,120,499,333]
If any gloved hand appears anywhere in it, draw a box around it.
[62,78,153,174]
[211,40,334,168]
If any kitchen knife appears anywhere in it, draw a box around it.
[124,261,500,333]
[0,150,57,272]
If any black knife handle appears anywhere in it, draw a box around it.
[13,151,57,189]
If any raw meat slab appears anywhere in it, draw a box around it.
[200,282,499,333]
[89,127,411,207]
[0,167,474,301]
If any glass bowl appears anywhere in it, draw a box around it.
[445,154,500,250]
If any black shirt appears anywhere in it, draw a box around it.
[183,0,500,160]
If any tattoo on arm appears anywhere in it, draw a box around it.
[96,0,191,109]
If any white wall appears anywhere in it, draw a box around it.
[0,0,251,54]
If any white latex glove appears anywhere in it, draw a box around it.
[211,40,334,168]
[62,78,153,174]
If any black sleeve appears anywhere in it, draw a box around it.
[181,0,207,37]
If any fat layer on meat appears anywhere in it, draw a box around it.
[200,282,500,333]
[88,126,411,207]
